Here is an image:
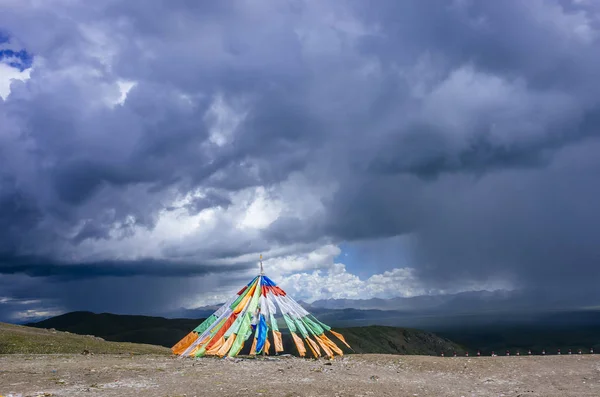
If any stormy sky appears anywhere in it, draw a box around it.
[2,0,600,322]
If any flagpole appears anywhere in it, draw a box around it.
[260,254,266,357]
[259,254,264,275]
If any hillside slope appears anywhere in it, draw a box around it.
[338,325,462,355]
[29,311,198,348]
[27,311,463,355]
[0,322,170,354]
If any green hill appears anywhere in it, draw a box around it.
[28,311,198,347]
[26,311,463,356]
[339,325,462,355]
[0,322,170,354]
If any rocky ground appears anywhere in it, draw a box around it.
[1,353,599,397]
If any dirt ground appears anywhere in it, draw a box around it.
[1,353,599,397]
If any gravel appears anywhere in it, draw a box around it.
[1,353,599,396]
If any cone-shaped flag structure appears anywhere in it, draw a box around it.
[172,270,350,358]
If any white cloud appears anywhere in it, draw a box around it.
[183,242,515,308]
[66,166,334,265]
[0,293,63,322]
[68,184,282,263]
[0,62,31,100]
[528,0,598,44]
[278,263,426,302]
[276,259,514,303]
[0,297,41,305]
[10,308,64,321]
[114,79,136,106]
[205,93,248,147]
[263,244,342,277]
[237,187,282,230]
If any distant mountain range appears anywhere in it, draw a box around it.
[25,304,600,355]
[180,289,598,316]
[307,290,514,311]
[18,289,600,356]
[27,311,463,356]
[176,289,600,329]
[169,290,600,354]
[307,289,600,313]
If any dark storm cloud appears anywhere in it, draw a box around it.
[0,272,251,323]
[263,0,600,292]
[332,2,600,291]
[411,142,600,289]
[0,0,323,264]
[1,0,600,321]
[0,253,253,280]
